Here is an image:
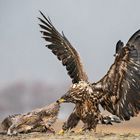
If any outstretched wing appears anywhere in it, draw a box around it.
[93,30,140,120]
[38,11,88,83]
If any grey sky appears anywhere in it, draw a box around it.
[0,0,140,86]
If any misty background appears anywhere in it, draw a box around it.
[0,0,140,121]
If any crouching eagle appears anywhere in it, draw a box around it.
[0,102,60,135]
[38,11,140,133]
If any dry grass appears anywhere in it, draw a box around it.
[0,131,139,140]
[0,115,140,140]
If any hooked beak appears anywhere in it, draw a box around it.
[57,98,66,104]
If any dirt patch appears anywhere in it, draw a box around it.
[0,117,140,140]
[0,132,140,140]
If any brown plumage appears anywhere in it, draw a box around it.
[38,12,88,84]
[0,102,60,135]
[39,11,140,132]
[93,30,140,120]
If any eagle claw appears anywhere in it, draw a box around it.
[57,129,65,135]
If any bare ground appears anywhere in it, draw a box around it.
[0,115,140,140]
[0,132,139,140]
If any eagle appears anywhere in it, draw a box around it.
[0,102,60,135]
[38,11,140,133]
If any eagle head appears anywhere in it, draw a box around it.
[57,81,91,104]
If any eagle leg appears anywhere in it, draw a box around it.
[81,117,99,132]
[59,111,80,134]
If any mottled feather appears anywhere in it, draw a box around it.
[38,11,140,131]
[0,102,60,135]
[38,11,88,83]
[93,30,140,120]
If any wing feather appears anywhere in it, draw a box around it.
[38,11,88,83]
[93,30,140,120]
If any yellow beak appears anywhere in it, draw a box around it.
[58,98,65,103]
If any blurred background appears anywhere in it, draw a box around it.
[0,0,140,123]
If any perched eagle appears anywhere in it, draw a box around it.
[38,11,140,133]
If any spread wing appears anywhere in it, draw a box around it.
[93,30,140,120]
[38,11,88,84]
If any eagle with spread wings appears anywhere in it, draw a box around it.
[38,11,140,133]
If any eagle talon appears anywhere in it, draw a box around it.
[58,129,65,135]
